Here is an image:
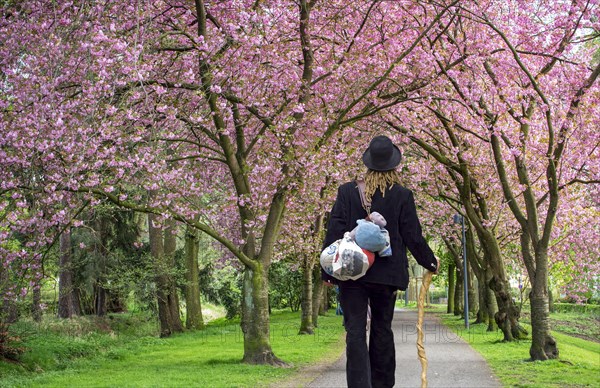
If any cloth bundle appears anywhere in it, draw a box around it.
[321,233,371,281]
[350,212,392,257]
[320,212,392,281]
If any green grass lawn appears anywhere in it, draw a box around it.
[5,302,597,388]
[0,311,346,388]
[435,307,600,388]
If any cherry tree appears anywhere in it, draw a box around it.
[386,0,599,360]
[1,0,460,364]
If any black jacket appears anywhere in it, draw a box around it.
[322,181,438,290]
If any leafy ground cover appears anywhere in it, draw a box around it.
[520,309,599,343]
[433,305,600,388]
[0,310,345,388]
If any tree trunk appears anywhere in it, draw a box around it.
[454,267,463,316]
[468,269,478,319]
[241,265,285,365]
[484,269,498,331]
[95,284,107,316]
[0,264,17,323]
[489,275,523,341]
[447,263,455,313]
[475,278,487,325]
[148,212,182,337]
[164,219,184,333]
[301,207,325,333]
[58,228,79,318]
[184,228,204,330]
[31,285,42,322]
[299,256,314,334]
[478,232,526,341]
[321,285,330,314]
[464,222,483,323]
[528,249,558,360]
[311,265,325,327]
[107,293,126,313]
[95,217,111,317]
[148,215,167,334]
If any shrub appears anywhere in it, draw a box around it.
[0,322,25,361]
[199,263,242,319]
[552,303,600,316]
[429,288,447,303]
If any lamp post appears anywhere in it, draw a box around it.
[453,213,469,329]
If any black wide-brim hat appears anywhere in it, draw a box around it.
[362,135,402,171]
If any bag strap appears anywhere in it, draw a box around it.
[356,180,371,215]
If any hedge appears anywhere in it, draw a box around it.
[552,303,600,315]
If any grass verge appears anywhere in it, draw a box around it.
[0,310,345,388]
[435,307,600,388]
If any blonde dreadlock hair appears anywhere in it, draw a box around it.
[364,169,401,202]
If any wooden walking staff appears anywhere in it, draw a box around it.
[416,270,434,388]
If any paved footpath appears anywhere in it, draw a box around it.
[306,309,501,388]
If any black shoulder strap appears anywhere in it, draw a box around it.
[356,180,371,215]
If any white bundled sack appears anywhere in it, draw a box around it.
[331,232,370,281]
[320,239,340,277]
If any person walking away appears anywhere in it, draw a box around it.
[322,135,438,388]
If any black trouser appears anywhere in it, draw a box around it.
[339,281,397,388]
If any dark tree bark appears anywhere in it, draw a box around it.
[484,268,498,331]
[184,227,203,330]
[454,267,463,316]
[95,284,107,317]
[299,257,314,334]
[320,285,329,315]
[475,282,486,324]
[465,228,478,318]
[164,219,184,333]
[311,265,326,327]
[149,216,170,337]
[58,228,80,318]
[1,265,18,323]
[148,212,183,337]
[31,284,42,322]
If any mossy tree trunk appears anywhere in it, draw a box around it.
[148,212,183,337]
[522,232,557,360]
[241,264,285,365]
[447,263,455,314]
